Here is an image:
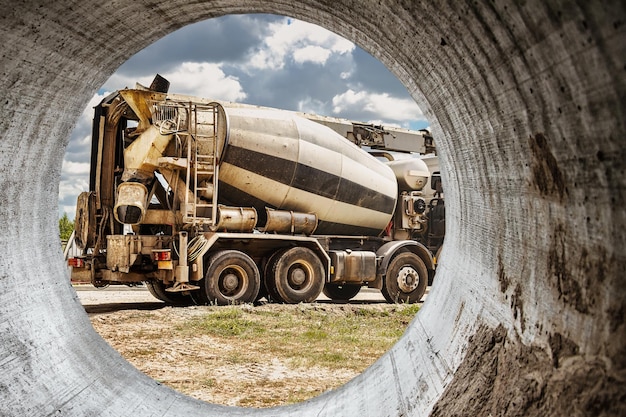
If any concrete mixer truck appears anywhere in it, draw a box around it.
[69,75,444,305]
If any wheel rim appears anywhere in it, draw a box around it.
[397,265,420,293]
[218,265,248,297]
[287,264,311,289]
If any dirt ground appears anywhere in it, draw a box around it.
[76,285,423,408]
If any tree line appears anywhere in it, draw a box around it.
[59,213,74,241]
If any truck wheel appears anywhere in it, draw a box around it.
[381,252,428,304]
[322,284,361,301]
[202,250,261,305]
[145,280,193,306]
[262,251,282,303]
[269,247,324,304]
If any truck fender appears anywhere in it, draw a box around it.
[375,240,435,278]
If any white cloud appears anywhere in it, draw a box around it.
[60,205,78,219]
[297,97,328,115]
[58,177,90,219]
[62,160,90,175]
[102,72,143,91]
[247,18,355,70]
[332,89,423,122]
[104,62,246,102]
[293,45,332,65]
[59,177,89,196]
[160,62,247,101]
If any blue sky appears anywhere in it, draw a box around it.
[59,14,428,218]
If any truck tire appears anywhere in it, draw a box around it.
[200,250,261,305]
[262,251,282,303]
[145,280,193,306]
[268,247,325,304]
[381,252,427,304]
[322,284,361,301]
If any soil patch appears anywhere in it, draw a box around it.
[79,285,421,408]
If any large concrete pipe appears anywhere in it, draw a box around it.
[0,1,623,416]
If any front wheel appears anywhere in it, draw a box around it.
[197,250,260,305]
[381,252,428,304]
[268,247,325,304]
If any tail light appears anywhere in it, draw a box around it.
[152,249,173,270]
[68,258,85,268]
[152,250,172,261]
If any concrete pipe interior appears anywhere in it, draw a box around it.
[1,1,624,416]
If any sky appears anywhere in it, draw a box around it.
[59,14,428,218]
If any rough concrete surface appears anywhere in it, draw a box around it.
[0,1,624,416]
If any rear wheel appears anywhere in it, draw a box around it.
[262,251,283,303]
[145,280,193,306]
[198,250,260,305]
[322,284,361,301]
[268,247,325,304]
[381,252,427,304]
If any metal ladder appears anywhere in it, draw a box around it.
[182,102,220,226]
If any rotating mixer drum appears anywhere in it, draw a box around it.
[216,107,398,236]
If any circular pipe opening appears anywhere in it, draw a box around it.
[2,2,623,416]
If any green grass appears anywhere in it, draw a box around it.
[176,303,419,371]
[178,307,267,337]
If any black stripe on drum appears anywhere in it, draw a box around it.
[314,220,384,237]
[222,145,396,214]
[222,142,299,182]
[218,182,386,237]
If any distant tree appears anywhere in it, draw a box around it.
[59,212,75,241]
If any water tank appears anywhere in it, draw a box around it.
[386,158,431,192]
